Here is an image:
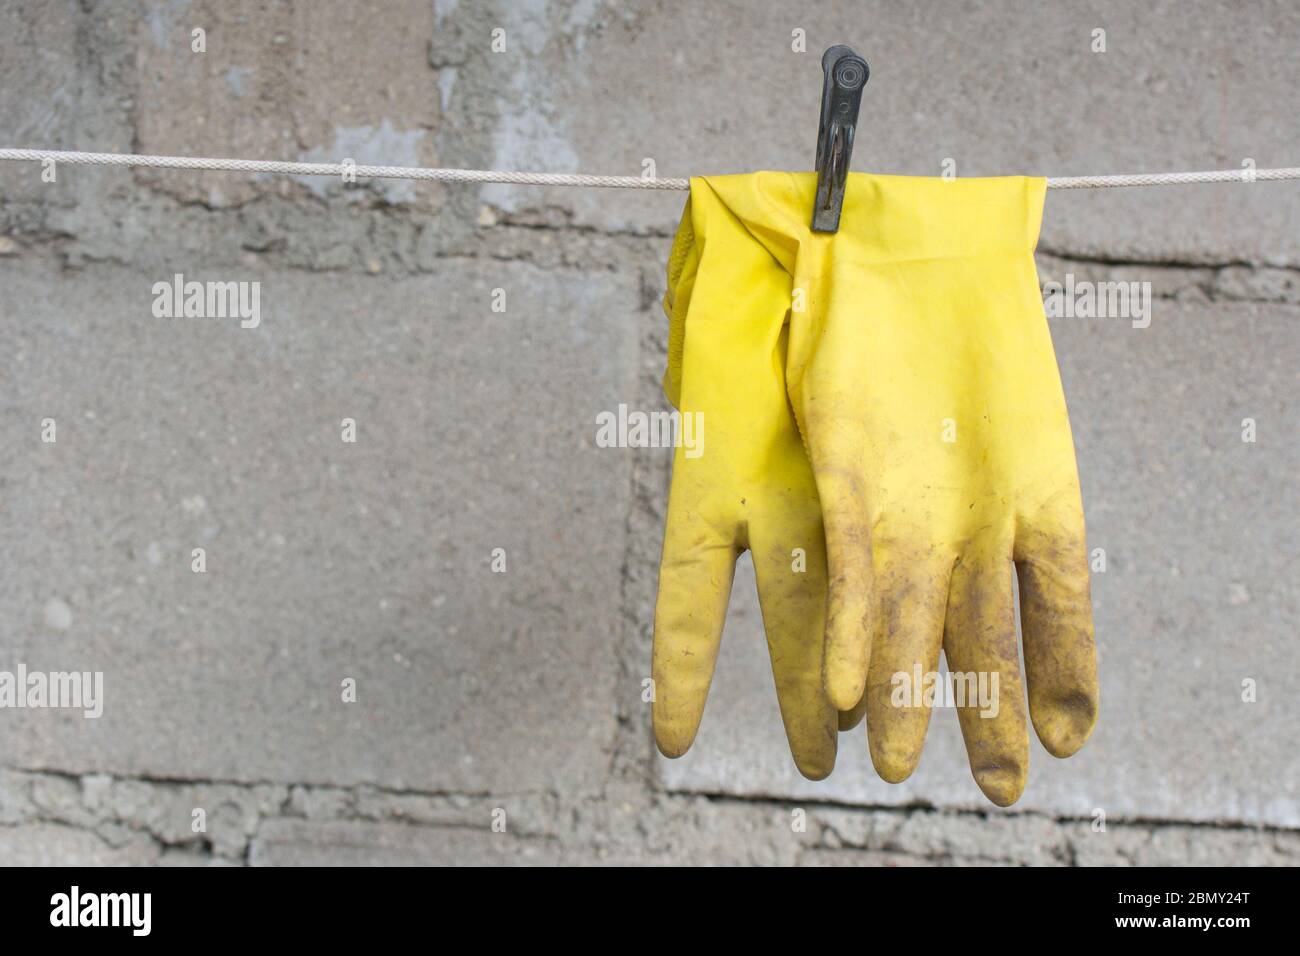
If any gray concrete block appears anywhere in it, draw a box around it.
[132,0,441,207]
[0,1,84,156]
[813,806,1072,866]
[0,1,135,155]
[0,0,137,243]
[0,257,641,795]
[799,849,958,867]
[658,299,1299,827]
[0,822,161,866]
[1071,823,1298,867]
[248,819,563,866]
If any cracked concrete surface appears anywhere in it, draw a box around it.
[0,0,1296,864]
[3,767,1296,866]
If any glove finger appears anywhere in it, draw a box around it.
[652,522,739,759]
[838,698,867,731]
[750,534,837,781]
[942,554,1030,807]
[863,550,951,783]
[1015,523,1098,758]
[817,470,875,711]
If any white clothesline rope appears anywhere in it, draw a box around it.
[0,149,687,190]
[2,148,1298,191]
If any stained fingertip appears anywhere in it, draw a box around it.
[819,495,874,711]
[652,706,697,759]
[793,737,837,781]
[824,651,868,712]
[863,555,951,787]
[1032,689,1098,758]
[869,737,923,784]
[823,583,871,707]
[1015,523,1099,760]
[944,555,1031,809]
[972,762,1027,807]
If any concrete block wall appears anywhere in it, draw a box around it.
[0,0,1295,865]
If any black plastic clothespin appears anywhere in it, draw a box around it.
[812,45,869,232]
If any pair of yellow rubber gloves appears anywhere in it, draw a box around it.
[652,172,1098,806]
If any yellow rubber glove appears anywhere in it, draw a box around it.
[652,179,838,780]
[701,172,1098,805]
